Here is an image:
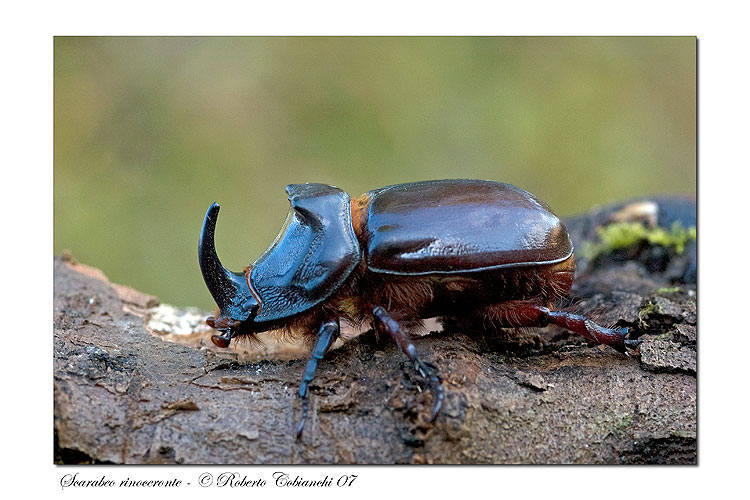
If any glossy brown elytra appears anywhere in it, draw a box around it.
[198,180,639,438]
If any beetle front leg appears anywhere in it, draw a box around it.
[296,319,339,439]
[372,305,443,422]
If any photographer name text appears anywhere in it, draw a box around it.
[60,471,359,490]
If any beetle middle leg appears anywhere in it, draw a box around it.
[480,300,638,353]
[295,318,339,439]
[372,305,444,422]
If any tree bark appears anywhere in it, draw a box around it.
[54,198,696,464]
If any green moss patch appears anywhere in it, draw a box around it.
[581,221,696,261]
[638,300,665,328]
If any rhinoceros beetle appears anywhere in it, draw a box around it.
[199,179,639,438]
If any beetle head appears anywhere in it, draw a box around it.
[199,203,259,347]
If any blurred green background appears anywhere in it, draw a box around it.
[54,37,696,309]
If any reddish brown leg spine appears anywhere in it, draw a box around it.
[372,305,443,421]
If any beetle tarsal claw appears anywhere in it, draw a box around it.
[413,360,443,423]
[624,339,643,349]
[295,399,309,439]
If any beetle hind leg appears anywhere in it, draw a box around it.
[547,309,634,353]
[372,305,443,422]
[478,301,635,354]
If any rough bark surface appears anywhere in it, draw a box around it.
[54,198,697,464]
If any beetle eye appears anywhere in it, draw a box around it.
[206,316,216,328]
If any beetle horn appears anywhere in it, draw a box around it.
[199,203,256,320]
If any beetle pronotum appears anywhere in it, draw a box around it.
[199,180,639,437]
